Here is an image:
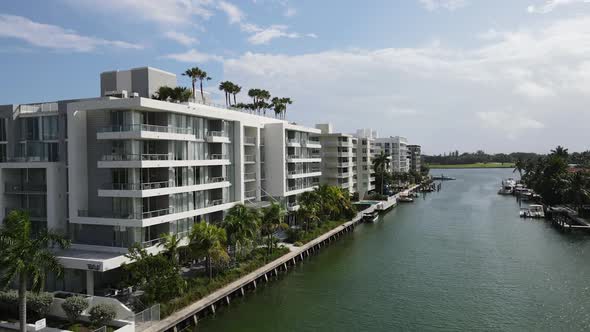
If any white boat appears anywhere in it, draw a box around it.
[520,205,545,218]
[363,211,379,223]
[398,194,414,203]
[498,178,516,195]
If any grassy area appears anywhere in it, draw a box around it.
[428,162,515,169]
[161,247,290,318]
[299,220,347,244]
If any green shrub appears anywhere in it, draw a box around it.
[62,296,89,323]
[0,291,53,320]
[89,304,116,327]
[286,227,303,243]
[293,241,303,247]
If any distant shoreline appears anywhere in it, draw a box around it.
[428,163,514,169]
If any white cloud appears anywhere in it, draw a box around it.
[222,15,590,152]
[0,14,142,52]
[527,0,590,14]
[217,0,244,24]
[418,0,468,11]
[65,0,214,25]
[161,48,223,63]
[164,31,198,46]
[247,25,300,45]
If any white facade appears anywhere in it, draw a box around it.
[314,124,357,193]
[374,136,410,173]
[355,129,376,199]
[0,67,321,294]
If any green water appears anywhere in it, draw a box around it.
[199,169,590,331]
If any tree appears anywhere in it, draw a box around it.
[89,304,116,328]
[297,191,321,231]
[218,81,232,106]
[152,86,174,101]
[271,97,293,119]
[153,86,191,102]
[160,233,182,265]
[183,67,211,102]
[189,223,229,279]
[230,83,241,106]
[222,204,260,258]
[0,210,69,332]
[372,152,389,195]
[564,172,590,212]
[513,158,526,178]
[551,145,569,160]
[124,245,186,304]
[260,203,287,254]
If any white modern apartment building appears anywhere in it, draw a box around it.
[0,67,321,295]
[407,144,421,172]
[374,136,410,173]
[355,129,376,199]
[314,124,358,193]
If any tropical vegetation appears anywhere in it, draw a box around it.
[0,210,69,332]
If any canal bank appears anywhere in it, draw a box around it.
[197,169,590,331]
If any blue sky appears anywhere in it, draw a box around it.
[1,0,590,154]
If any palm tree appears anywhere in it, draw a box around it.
[152,86,174,101]
[0,210,70,332]
[183,67,211,102]
[564,172,590,212]
[171,87,192,102]
[372,152,389,195]
[230,83,241,106]
[551,145,569,160]
[513,158,526,179]
[160,233,182,265]
[222,204,260,257]
[280,97,292,119]
[189,222,228,279]
[260,203,287,254]
[218,81,232,106]
[297,191,321,231]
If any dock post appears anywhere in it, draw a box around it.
[253,280,257,289]
[274,268,278,276]
[284,263,288,271]
[292,257,296,265]
[173,326,178,332]
[264,273,269,282]
[300,253,304,260]
[192,314,198,326]
[210,304,216,314]
[226,296,230,305]
[240,287,245,297]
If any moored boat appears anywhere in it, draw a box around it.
[363,210,379,223]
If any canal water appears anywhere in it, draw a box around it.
[199,169,590,331]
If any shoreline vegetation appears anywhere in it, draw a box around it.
[428,162,515,169]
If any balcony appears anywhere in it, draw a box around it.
[287,202,300,212]
[244,190,257,200]
[98,153,231,168]
[286,169,322,179]
[97,124,196,141]
[206,131,230,143]
[5,183,47,194]
[244,172,256,181]
[14,103,58,118]
[302,140,321,149]
[244,155,256,163]
[101,153,172,161]
[286,154,322,163]
[244,136,256,145]
[98,177,230,198]
[286,138,301,147]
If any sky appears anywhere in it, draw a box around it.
[1,0,590,154]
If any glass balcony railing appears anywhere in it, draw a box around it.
[78,199,230,220]
[102,177,228,191]
[97,124,193,135]
[5,183,47,193]
[244,155,256,162]
[101,153,173,161]
[244,136,256,145]
[207,131,228,138]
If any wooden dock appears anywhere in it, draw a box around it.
[144,206,374,332]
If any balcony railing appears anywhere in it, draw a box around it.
[5,183,47,193]
[98,124,193,135]
[207,131,228,138]
[5,207,46,218]
[244,136,256,145]
[103,177,228,191]
[244,172,256,181]
[287,138,300,144]
[244,155,256,162]
[209,154,228,160]
[101,153,173,161]
[244,190,256,199]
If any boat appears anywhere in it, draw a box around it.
[398,194,414,203]
[498,178,516,195]
[432,175,456,181]
[520,205,545,218]
[363,210,379,223]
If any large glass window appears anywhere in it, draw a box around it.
[42,116,58,140]
[0,118,6,141]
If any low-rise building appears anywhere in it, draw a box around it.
[374,136,410,173]
[407,144,421,172]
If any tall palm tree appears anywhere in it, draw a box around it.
[297,191,321,231]
[230,83,241,106]
[513,158,526,179]
[222,204,260,257]
[183,67,211,102]
[160,233,182,265]
[0,210,70,332]
[218,81,232,106]
[171,87,192,102]
[280,97,292,119]
[260,203,287,254]
[372,152,389,194]
[189,222,228,279]
[564,172,590,212]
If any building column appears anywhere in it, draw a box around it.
[86,270,94,296]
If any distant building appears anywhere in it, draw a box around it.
[374,136,409,173]
[407,145,421,172]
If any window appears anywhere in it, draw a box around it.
[0,118,6,141]
[42,116,58,140]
